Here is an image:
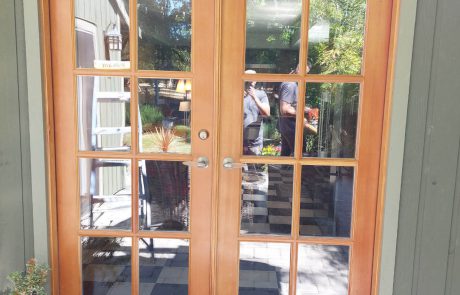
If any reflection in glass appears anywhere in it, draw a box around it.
[307,0,366,75]
[241,164,293,235]
[242,80,298,157]
[239,242,290,295]
[139,239,189,295]
[81,237,131,295]
[78,76,131,152]
[80,158,132,230]
[303,83,359,158]
[138,79,192,154]
[75,0,130,69]
[245,0,302,74]
[138,0,192,71]
[139,161,190,231]
[297,245,350,294]
[300,166,354,237]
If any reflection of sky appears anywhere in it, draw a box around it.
[247,0,302,25]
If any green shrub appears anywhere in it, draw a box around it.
[140,105,164,125]
[174,125,191,142]
[6,258,49,295]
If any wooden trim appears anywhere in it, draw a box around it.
[73,69,131,76]
[240,73,364,83]
[238,234,352,245]
[39,0,59,293]
[210,0,223,293]
[305,74,364,83]
[350,0,394,293]
[372,0,401,294]
[240,156,358,167]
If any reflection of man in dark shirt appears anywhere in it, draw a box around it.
[279,63,316,156]
[243,70,270,155]
[278,81,298,156]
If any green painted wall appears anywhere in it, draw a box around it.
[393,0,460,294]
[0,0,34,288]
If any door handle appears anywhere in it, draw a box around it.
[183,157,209,168]
[223,157,246,169]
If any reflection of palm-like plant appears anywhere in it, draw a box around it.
[152,127,176,152]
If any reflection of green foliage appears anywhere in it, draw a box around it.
[309,0,366,74]
[304,134,318,155]
[138,0,191,71]
[140,105,164,126]
[246,0,302,72]
[174,125,191,143]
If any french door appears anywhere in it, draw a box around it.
[49,0,394,294]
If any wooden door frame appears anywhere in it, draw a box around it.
[38,0,401,294]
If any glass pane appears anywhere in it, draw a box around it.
[138,79,192,154]
[245,0,302,74]
[138,0,192,71]
[80,158,132,230]
[239,242,290,295]
[303,83,359,158]
[81,237,131,295]
[297,245,350,294]
[139,160,190,231]
[307,0,366,75]
[241,164,293,235]
[243,81,298,157]
[78,76,131,152]
[75,0,130,69]
[300,166,354,237]
[139,239,189,295]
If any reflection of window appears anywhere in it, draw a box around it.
[75,18,98,68]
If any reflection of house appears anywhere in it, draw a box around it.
[75,0,129,68]
[76,1,132,226]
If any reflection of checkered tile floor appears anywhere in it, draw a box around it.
[82,240,189,295]
[239,242,349,295]
[241,165,334,236]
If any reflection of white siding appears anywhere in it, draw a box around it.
[75,0,121,61]
[75,1,128,197]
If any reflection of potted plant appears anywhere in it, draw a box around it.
[146,161,189,231]
[160,104,176,129]
[152,127,176,152]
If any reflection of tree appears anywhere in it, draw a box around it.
[308,0,366,74]
[138,0,191,71]
[246,0,302,73]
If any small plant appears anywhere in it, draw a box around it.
[261,144,281,156]
[152,127,176,152]
[140,105,164,126]
[6,258,49,295]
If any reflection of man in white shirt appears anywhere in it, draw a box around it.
[243,70,270,155]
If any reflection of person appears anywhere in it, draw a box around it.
[279,63,316,156]
[243,70,270,155]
